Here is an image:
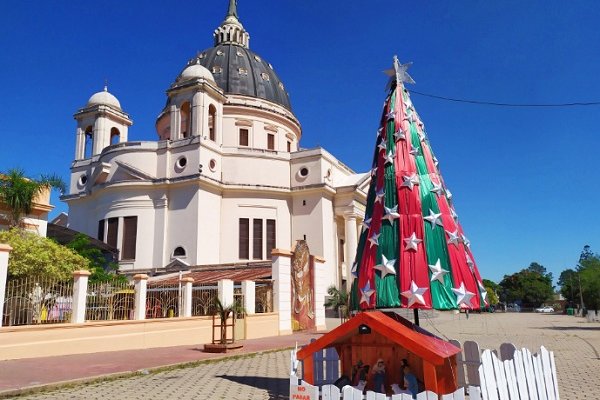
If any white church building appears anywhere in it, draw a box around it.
[63,2,368,291]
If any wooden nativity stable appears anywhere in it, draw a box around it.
[297,311,461,395]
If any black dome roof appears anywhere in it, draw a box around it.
[187,44,292,111]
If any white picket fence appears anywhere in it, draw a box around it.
[290,344,559,400]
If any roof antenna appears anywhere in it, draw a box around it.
[104,78,108,92]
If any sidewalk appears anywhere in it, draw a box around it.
[0,330,322,398]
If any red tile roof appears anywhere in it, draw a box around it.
[149,266,272,286]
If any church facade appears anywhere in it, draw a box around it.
[63,2,367,290]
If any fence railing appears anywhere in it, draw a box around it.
[146,282,181,319]
[191,284,218,316]
[86,280,135,321]
[2,277,73,327]
[255,281,273,313]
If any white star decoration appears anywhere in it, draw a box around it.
[386,111,396,121]
[384,151,395,165]
[466,254,475,271]
[401,281,427,307]
[351,261,358,277]
[430,181,444,196]
[452,282,475,307]
[371,166,377,177]
[429,259,449,284]
[423,209,443,229]
[360,281,376,305]
[418,130,426,142]
[446,189,453,200]
[394,128,406,142]
[375,254,396,278]
[361,218,372,233]
[368,232,380,248]
[404,232,422,251]
[384,55,415,89]
[451,208,459,221]
[382,205,400,224]
[375,187,385,203]
[377,140,387,153]
[409,145,420,156]
[433,156,439,167]
[377,127,383,137]
[401,173,419,190]
[446,230,461,247]
[462,234,471,248]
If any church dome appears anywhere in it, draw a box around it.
[185,45,291,110]
[87,87,121,110]
[179,63,215,82]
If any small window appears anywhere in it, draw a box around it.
[216,50,224,56]
[110,127,120,145]
[299,167,309,177]
[239,128,249,146]
[254,55,261,62]
[279,82,285,90]
[253,219,263,260]
[238,67,248,75]
[267,219,276,257]
[236,50,243,57]
[212,66,223,74]
[208,104,217,141]
[106,218,118,248]
[84,126,93,158]
[97,220,105,241]
[176,156,187,171]
[267,133,275,150]
[287,141,291,152]
[122,216,137,260]
[239,218,249,259]
[209,159,217,171]
[261,72,270,81]
[78,175,88,187]
[173,246,186,257]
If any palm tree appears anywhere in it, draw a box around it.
[324,285,349,321]
[213,297,246,344]
[0,168,65,228]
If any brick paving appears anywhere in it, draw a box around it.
[1,313,599,399]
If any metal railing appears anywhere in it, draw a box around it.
[191,284,218,316]
[146,281,180,319]
[255,281,274,313]
[2,277,73,326]
[85,280,135,321]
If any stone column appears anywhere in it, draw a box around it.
[181,277,194,317]
[313,256,327,331]
[0,244,12,329]
[133,274,148,320]
[75,126,84,160]
[170,105,181,140]
[344,213,358,287]
[272,248,293,335]
[71,270,91,324]
[218,279,234,307]
[241,280,255,315]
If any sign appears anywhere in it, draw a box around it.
[290,384,318,400]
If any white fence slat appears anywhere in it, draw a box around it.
[322,384,340,400]
[532,353,547,400]
[491,351,509,400]
[513,350,529,399]
[469,386,483,400]
[503,358,519,399]
[441,388,465,400]
[549,349,560,400]
[499,343,516,361]
[342,385,363,400]
[522,349,539,400]
[464,340,482,386]
[366,391,387,400]
[540,346,556,400]
[450,339,466,388]
[480,350,499,400]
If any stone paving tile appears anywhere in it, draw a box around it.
[8,313,600,399]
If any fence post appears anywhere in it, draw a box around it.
[218,279,234,307]
[133,274,148,320]
[272,249,293,335]
[242,280,255,314]
[71,270,91,324]
[0,244,12,329]
[181,277,194,317]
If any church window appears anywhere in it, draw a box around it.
[216,50,224,56]
[121,216,137,260]
[180,101,191,138]
[287,141,291,152]
[253,219,263,260]
[173,246,186,257]
[267,133,275,150]
[208,104,217,141]
[239,218,250,259]
[84,126,93,158]
[261,72,270,81]
[106,217,119,249]
[239,128,249,146]
[238,67,248,75]
[110,127,120,145]
[254,55,261,62]
[266,219,276,257]
[212,66,223,74]
[97,220,105,241]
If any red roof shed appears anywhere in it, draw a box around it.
[296,311,461,395]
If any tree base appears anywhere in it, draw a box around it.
[203,343,244,353]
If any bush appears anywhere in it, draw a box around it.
[0,228,88,280]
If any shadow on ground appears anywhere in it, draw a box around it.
[537,326,600,331]
[217,375,290,400]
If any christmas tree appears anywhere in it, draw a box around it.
[350,56,486,311]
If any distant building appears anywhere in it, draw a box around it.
[62,2,367,291]
[0,185,53,237]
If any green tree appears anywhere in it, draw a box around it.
[66,234,123,283]
[557,268,578,304]
[324,285,349,319]
[499,264,554,307]
[213,297,245,344]
[482,279,500,305]
[579,256,600,311]
[0,229,88,280]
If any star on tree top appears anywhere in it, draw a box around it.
[384,55,416,90]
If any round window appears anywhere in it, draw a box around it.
[78,175,87,187]
[176,157,187,170]
[299,167,309,177]
[209,159,217,171]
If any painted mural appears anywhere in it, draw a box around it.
[291,240,315,330]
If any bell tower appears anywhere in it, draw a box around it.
[73,86,133,160]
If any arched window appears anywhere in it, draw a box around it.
[173,246,186,257]
[84,126,93,158]
[110,127,120,145]
[180,102,191,138]
[208,104,217,141]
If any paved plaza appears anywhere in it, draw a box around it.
[2,313,599,399]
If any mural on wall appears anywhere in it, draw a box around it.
[291,240,315,331]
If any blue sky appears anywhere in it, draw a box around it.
[1,1,599,284]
